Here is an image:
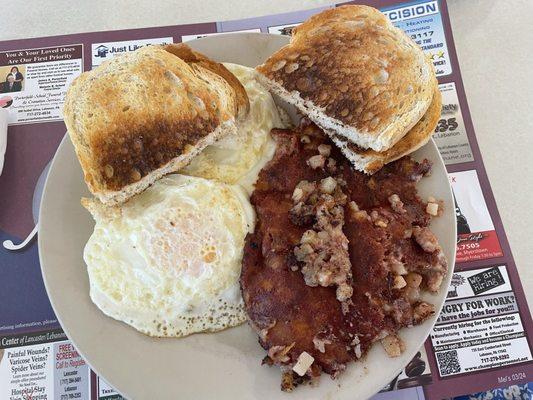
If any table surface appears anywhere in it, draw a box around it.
[0,0,531,306]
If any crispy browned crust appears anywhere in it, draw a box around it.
[333,85,442,173]
[164,43,249,118]
[64,44,248,205]
[256,5,436,151]
[241,126,446,388]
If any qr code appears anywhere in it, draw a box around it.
[436,350,461,376]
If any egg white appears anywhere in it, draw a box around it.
[83,174,255,337]
[181,63,286,193]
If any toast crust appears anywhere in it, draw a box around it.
[331,85,442,174]
[256,5,436,151]
[164,44,249,119]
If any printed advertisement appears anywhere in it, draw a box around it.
[449,170,504,263]
[430,266,532,377]
[54,342,90,400]
[434,82,473,165]
[96,377,123,400]
[0,45,83,125]
[91,37,173,67]
[0,330,91,400]
[0,342,54,400]
[381,348,433,392]
[382,0,452,76]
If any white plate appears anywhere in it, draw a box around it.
[39,33,456,400]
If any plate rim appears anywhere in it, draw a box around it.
[38,32,456,400]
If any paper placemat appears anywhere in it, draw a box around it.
[0,1,531,399]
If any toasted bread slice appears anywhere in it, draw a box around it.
[330,85,442,174]
[256,5,437,152]
[64,44,249,206]
[164,44,249,119]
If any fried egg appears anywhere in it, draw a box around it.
[83,174,255,337]
[181,63,287,193]
[83,64,286,337]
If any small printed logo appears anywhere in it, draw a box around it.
[468,267,505,296]
[94,45,109,58]
[0,95,13,108]
[22,388,34,400]
[447,273,466,298]
[457,232,485,244]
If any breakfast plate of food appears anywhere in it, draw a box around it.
[38,5,456,399]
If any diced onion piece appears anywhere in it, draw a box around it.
[317,144,331,157]
[292,351,315,376]
[320,177,337,194]
[426,202,439,216]
[392,275,407,289]
[381,334,404,357]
